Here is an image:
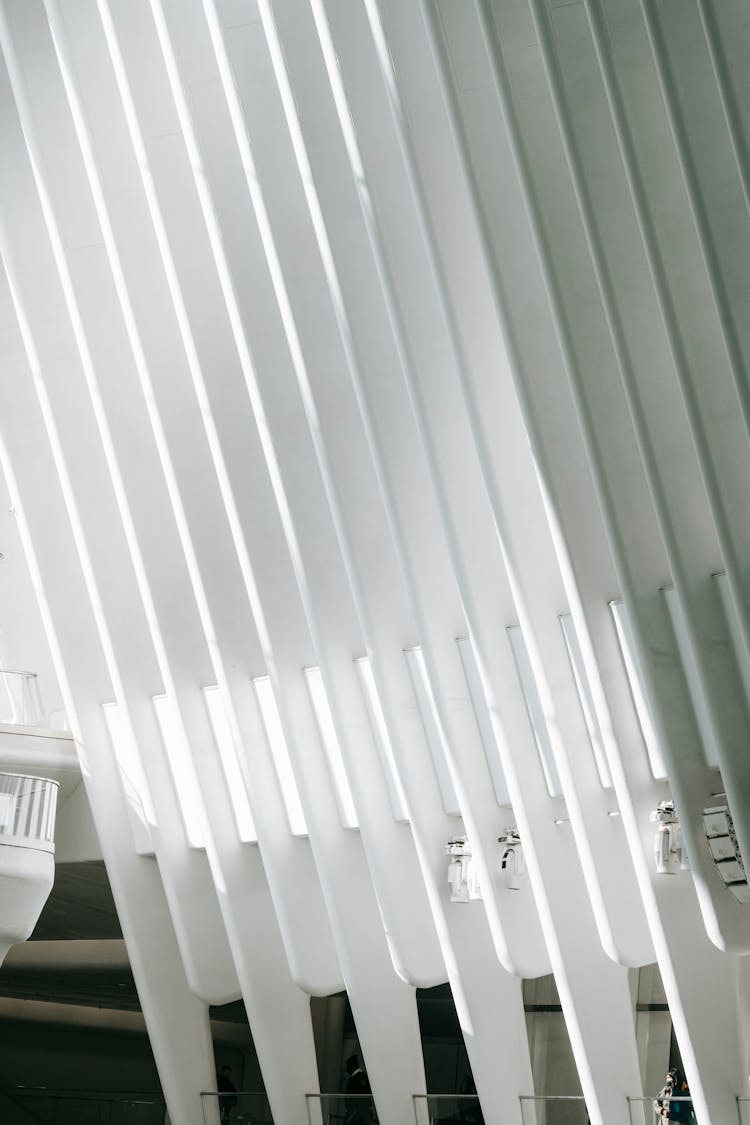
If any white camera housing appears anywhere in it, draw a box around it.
[498,828,524,891]
[650,800,688,875]
[444,836,482,902]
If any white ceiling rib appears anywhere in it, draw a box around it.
[454,636,512,809]
[0,0,748,1123]
[252,675,309,839]
[101,701,156,855]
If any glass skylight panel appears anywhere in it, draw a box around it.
[303,666,359,830]
[609,601,667,779]
[507,625,562,797]
[202,686,258,844]
[559,614,613,788]
[404,646,461,817]
[253,676,308,836]
[354,656,409,823]
[455,635,512,806]
[102,701,155,853]
[102,701,155,825]
[152,693,207,848]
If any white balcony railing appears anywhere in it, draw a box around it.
[0,670,44,727]
[0,771,58,850]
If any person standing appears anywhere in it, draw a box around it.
[655,1069,694,1122]
[344,1054,372,1125]
[217,1063,237,1123]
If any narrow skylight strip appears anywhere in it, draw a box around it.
[203,686,257,843]
[0,13,177,802]
[252,676,308,836]
[102,701,156,824]
[354,657,409,823]
[455,635,512,806]
[46,0,234,685]
[0,204,164,855]
[559,615,612,788]
[152,693,207,848]
[94,0,296,791]
[303,667,359,830]
[404,647,461,816]
[609,601,667,779]
[713,571,750,707]
[661,586,720,770]
[0,440,89,785]
[134,0,333,714]
[507,626,562,797]
[13,0,222,859]
[102,702,155,855]
[202,0,387,706]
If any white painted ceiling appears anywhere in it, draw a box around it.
[0,0,748,1121]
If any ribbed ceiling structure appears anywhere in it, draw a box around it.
[0,0,749,1122]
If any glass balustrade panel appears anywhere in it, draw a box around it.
[201,1091,273,1125]
[0,772,59,845]
[0,671,44,727]
[519,1094,590,1125]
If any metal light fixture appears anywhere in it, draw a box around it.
[650,799,688,874]
[444,836,482,902]
[498,828,524,890]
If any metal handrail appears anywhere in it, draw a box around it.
[627,1095,697,1125]
[0,1088,167,1125]
[413,1092,484,1125]
[0,772,60,787]
[518,1096,589,1125]
[305,1092,377,1125]
[201,1090,272,1125]
[5,1089,164,1100]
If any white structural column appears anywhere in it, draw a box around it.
[300,1,646,1121]
[76,3,434,1116]
[21,6,327,1116]
[0,1,748,1123]
[444,0,750,1118]
[523,0,750,953]
[45,0,342,1003]
[196,2,540,1115]
[146,0,443,993]
[695,0,750,227]
[577,0,750,920]
[0,0,240,1012]
[638,0,750,438]
[0,270,217,1125]
[256,0,547,985]
[351,0,651,971]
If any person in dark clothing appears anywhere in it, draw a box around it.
[217,1064,237,1123]
[458,1073,482,1124]
[344,1054,372,1125]
[655,1069,695,1122]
